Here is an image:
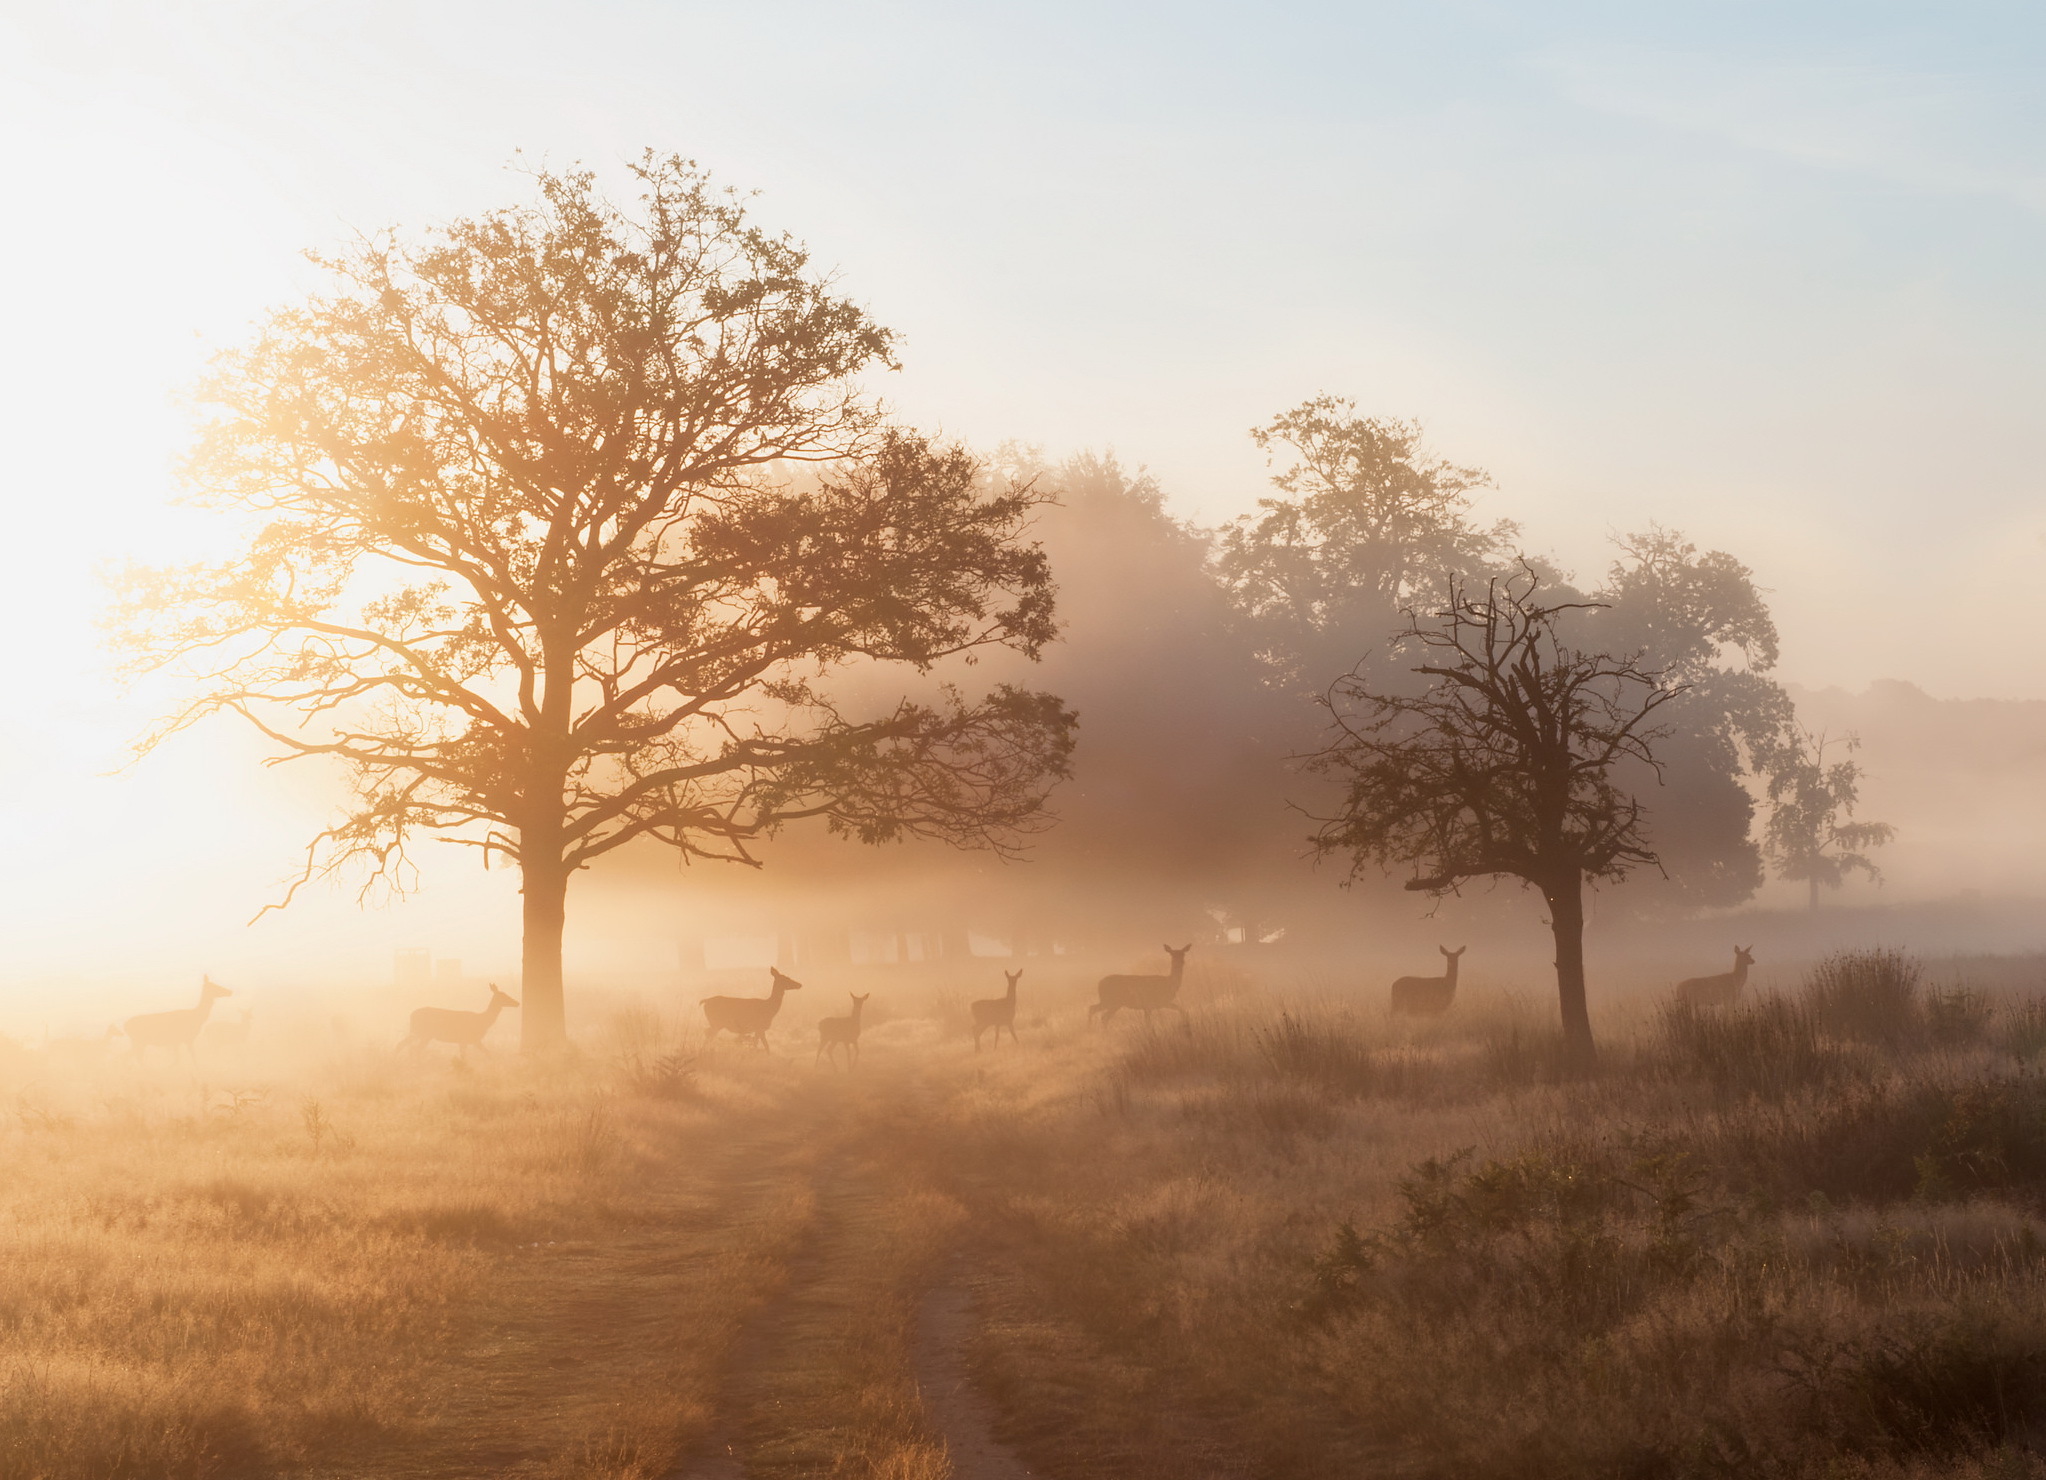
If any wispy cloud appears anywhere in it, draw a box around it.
[1530,40,2046,215]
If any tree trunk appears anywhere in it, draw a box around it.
[1808,874,1820,912]
[1544,870,1597,1070]
[520,853,569,1051]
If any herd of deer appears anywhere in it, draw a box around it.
[77,943,1761,1068]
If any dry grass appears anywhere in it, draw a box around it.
[0,1007,912,1479]
[10,952,2046,1479]
[928,954,2046,1479]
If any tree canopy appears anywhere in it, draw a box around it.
[115,156,1075,1046]
[1586,529,1796,907]
[1215,398,1514,691]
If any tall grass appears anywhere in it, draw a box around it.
[937,955,2046,1480]
[0,1030,736,1478]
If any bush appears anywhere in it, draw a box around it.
[1783,1305,2046,1456]
[1656,996,1845,1099]
[2000,999,2046,1064]
[1926,987,1996,1048]
[1711,1076,2046,1205]
[1252,1012,1379,1097]
[1807,949,1923,1046]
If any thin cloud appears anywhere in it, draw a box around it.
[1530,41,2046,215]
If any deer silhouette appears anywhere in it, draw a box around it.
[1090,945,1192,1028]
[971,970,1022,1051]
[816,992,870,1069]
[702,968,803,1049]
[1390,947,1465,1016]
[126,977,232,1063]
[1676,946,1754,1007]
[400,984,519,1057]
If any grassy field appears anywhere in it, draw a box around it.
[5,952,2046,1478]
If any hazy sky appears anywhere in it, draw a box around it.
[1,2,2042,993]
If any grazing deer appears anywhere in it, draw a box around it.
[1390,946,1466,1016]
[1090,945,1192,1028]
[816,992,870,1069]
[126,977,233,1062]
[399,984,520,1057]
[971,970,1022,1051]
[701,968,803,1049]
[1676,946,1754,1007]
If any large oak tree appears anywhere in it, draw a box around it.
[116,157,1076,1048]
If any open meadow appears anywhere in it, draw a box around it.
[5,950,2046,1479]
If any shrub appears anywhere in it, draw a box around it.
[2000,998,2046,1064]
[1783,1305,2046,1456]
[1252,1012,1379,1097]
[1656,996,1843,1099]
[1807,949,1923,1046]
[1926,987,1996,1048]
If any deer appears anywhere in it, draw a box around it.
[125,976,233,1063]
[1676,946,1754,1007]
[971,970,1022,1051]
[701,967,803,1049]
[1090,945,1192,1028]
[816,992,870,1069]
[1390,946,1466,1016]
[399,984,520,1058]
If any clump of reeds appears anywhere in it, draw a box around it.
[1806,948,1924,1046]
[1654,994,1846,1099]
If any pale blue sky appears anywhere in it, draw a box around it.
[1,2,2042,990]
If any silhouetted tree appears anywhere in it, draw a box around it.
[1306,565,1682,1066]
[1761,727,1895,910]
[1215,398,1514,691]
[114,156,1075,1049]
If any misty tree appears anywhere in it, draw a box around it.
[1588,529,1796,906]
[1761,728,1895,910]
[113,156,1076,1049]
[1306,565,1682,1067]
[1215,397,1515,689]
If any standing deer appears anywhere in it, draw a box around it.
[702,968,803,1049]
[971,970,1022,1051]
[399,984,520,1057]
[125,977,233,1063]
[1676,946,1754,1007]
[1390,946,1466,1016]
[1090,945,1192,1028]
[816,992,870,1068]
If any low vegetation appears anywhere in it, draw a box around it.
[5,949,2046,1479]
[935,949,2046,1480]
